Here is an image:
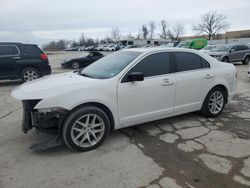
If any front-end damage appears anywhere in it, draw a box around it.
[22,100,68,150]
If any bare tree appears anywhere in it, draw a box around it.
[160,20,168,39]
[142,24,149,39]
[111,27,122,44]
[149,22,156,39]
[79,33,86,46]
[172,23,184,41]
[193,11,229,40]
[167,29,174,40]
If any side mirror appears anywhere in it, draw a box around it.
[127,72,144,82]
[230,48,235,53]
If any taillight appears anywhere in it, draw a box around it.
[40,53,48,60]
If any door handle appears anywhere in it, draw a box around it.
[13,57,20,60]
[205,74,213,79]
[161,79,173,86]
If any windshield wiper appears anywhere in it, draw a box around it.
[80,72,95,78]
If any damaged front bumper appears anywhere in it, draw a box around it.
[22,100,68,133]
[22,100,68,150]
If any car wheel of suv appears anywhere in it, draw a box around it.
[222,57,229,63]
[72,61,80,69]
[201,87,226,118]
[21,68,40,82]
[62,106,110,152]
[243,56,250,65]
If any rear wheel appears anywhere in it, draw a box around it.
[62,106,110,152]
[222,57,229,63]
[21,67,40,82]
[72,61,80,69]
[243,56,250,65]
[201,87,226,118]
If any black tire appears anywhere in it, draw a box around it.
[71,61,80,69]
[201,87,226,118]
[62,106,110,152]
[21,67,40,82]
[243,56,250,65]
[222,57,229,63]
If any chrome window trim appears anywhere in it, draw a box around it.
[0,45,20,57]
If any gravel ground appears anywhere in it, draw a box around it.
[0,51,250,188]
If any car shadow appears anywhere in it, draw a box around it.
[0,80,23,87]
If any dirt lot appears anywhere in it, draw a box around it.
[0,51,250,188]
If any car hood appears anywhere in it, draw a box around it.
[11,72,96,100]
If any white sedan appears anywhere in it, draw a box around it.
[12,48,237,152]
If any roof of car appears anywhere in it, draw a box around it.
[0,42,37,46]
[122,47,200,54]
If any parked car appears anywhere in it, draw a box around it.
[65,47,78,51]
[84,46,95,51]
[61,51,104,69]
[107,45,120,51]
[78,46,86,51]
[182,38,208,50]
[124,44,140,49]
[0,42,51,82]
[12,48,237,151]
[208,44,250,64]
[200,45,217,53]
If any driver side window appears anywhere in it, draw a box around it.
[124,52,171,81]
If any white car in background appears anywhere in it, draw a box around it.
[200,45,217,53]
[12,48,237,152]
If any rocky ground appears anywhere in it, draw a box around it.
[0,51,250,188]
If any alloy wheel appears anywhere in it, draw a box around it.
[208,91,224,114]
[72,62,80,69]
[23,69,39,81]
[71,114,105,148]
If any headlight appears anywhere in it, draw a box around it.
[37,107,66,114]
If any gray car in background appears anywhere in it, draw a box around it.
[208,44,250,65]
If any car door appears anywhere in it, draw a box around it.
[117,52,176,127]
[228,46,239,62]
[237,45,248,61]
[0,45,20,78]
[173,52,214,113]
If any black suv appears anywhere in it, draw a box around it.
[0,42,51,82]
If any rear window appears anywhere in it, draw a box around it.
[0,45,19,56]
[238,45,249,51]
[174,52,209,72]
[23,45,42,56]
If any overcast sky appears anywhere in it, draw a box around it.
[0,0,250,46]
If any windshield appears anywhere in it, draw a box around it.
[211,45,231,52]
[80,51,142,79]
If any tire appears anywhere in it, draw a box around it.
[21,67,40,82]
[201,87,226,118]
[71,61,80,69]
[222,57,229,63]
[243,56,250,65]
[62,106,110,152]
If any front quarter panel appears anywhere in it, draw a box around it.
[34,79,120,129]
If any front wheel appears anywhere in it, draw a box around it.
[222,57,229,63]
[201,87,226,118]
[243,56,250,65]
[62,106,110,152]
[71,61,80,69]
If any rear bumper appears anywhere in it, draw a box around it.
[40,65,51,76]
